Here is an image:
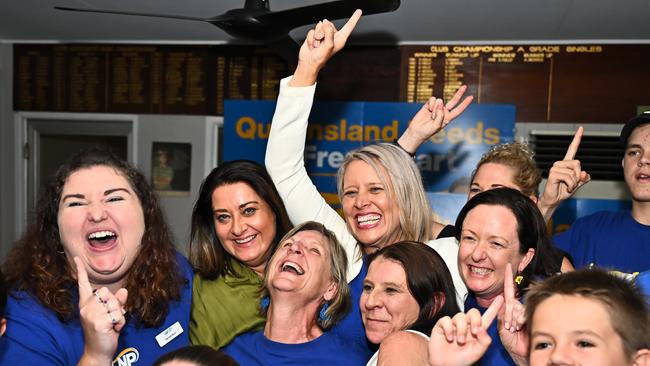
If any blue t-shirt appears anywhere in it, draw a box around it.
[554,210,650,272]
[465,295,516,366]
[223,329,369,366]
[329,259,374,361]
[0,253,193,366]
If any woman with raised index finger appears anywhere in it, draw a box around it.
[0,148,193,365]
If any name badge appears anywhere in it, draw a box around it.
[155,321,184,348]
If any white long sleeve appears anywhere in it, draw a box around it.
[265,77,467,309]
[425,237,468,310]
[265,76,363,283]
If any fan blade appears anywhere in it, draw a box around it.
[265,35,300,64]
[54,6,214,23]
[257,0,400,28]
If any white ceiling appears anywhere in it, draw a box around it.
[1,0,649,45]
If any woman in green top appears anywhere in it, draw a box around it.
[188,160,292,349]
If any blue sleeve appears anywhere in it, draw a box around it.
[553,215,597,269]
[553,226,575,254]
[0,295,78,365]
[553,218,587,268]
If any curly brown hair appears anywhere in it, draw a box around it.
[3,148,185,327]
[471,142,542,197]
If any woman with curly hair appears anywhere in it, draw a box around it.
[0,148,192,365]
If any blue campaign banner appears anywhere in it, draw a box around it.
[224,100,516,198]
[224,100,629,230]
[410,104,516,192]
[302,102,366,195]
[427,192,467,227]
[223,100,277,163]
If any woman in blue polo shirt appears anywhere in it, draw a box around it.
[0,149,192,365]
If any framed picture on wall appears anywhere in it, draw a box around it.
[151,142,192,196]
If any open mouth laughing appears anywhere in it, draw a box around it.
[280,261,305,275]
[87,230,117,249]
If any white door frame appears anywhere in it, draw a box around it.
[14,111,138,235]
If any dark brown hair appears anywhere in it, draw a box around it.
[455,187,559,293]
[3,148,185,327]
[188,160,292,279]
[366,241,460,335]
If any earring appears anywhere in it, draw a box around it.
[514,274,524,285]
[318,302,330,322]
[260,296,270,310]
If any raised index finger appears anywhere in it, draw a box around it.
[563,126,583,160]
[73,256,93,300]
[482,295,504,329]
[336,9,362,43]
[504,262,516,300]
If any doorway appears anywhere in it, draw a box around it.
[25,119,133,221]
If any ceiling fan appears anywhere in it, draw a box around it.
[55,0,401,61]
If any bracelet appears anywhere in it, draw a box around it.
[392,139,416,158]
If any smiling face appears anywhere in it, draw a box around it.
[57,166,144,289]
[341,159,401,253]
[529,294,630,366]
[266,229,336,302]
[360,256,420,345]
[622,124,650,203]
[457,204,534,304]
[212,182,277,276]
[469,162,523,200]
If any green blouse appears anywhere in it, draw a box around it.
[190,259,265,349]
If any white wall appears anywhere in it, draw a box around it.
[137,114,219,252]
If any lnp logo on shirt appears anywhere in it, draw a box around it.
[112,348,140,366]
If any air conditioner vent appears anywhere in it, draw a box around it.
[530,133,624,182]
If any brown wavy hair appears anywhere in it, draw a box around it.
[188,160,292,279]
[3,148,185,327]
